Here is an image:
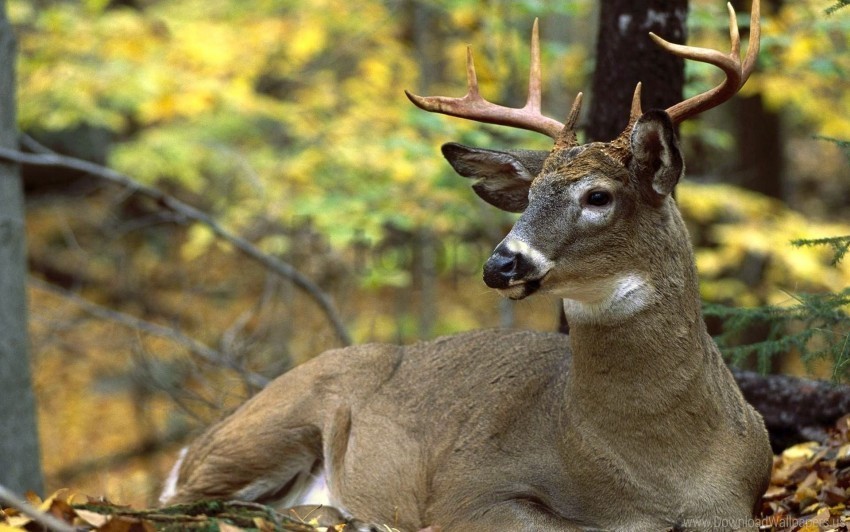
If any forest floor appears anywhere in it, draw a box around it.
[4,415,850,531]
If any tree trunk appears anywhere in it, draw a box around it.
[0,0,43,495]
[733,83,784,200]
[588,0,687,142]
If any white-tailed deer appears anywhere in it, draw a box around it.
[161,2,772,530]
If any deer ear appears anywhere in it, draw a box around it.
[441,142,547,213]
[629,110,684,199]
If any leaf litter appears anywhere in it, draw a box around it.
[757,414,850,530]
[7,417,850,531]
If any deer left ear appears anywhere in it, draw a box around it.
[629,110,684,199]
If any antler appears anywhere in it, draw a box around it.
[405,19,575,140]
[647,0,761,123]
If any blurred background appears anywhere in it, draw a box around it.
[6,0,850,508]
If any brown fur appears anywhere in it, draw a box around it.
[161,112,772,530]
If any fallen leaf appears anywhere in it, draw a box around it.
[252,517,275,532]
[784,442,821,461]
[797,487,820,507]
[74,508,111,528]
[218,523,246,532]
[99,515,155,532]
[812,506,831,525]
[796,522,820,532]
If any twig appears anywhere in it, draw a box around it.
[0,483,77,532]
[0,142,352,346]
[220,275,283,395]
[29,276,270,389]
[52,424,191,484]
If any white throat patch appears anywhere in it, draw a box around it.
[559,272,656,324]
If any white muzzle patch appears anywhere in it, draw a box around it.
[502,237,554,281]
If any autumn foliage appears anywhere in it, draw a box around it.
[4,0,850,521]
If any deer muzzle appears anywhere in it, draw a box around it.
[483,238,550,299]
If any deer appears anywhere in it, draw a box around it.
[160,2,772,530]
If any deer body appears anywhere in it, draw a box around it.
[166,329,768,531]
[163,131,772,530]
[163,3,772,529]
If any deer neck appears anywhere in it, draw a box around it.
[562,207,715,420]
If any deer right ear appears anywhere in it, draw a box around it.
[441,142,547,213]
[629,110,684,200]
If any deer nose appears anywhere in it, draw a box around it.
[483,245,535,289]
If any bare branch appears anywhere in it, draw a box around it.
[0,142,352,346]
[0,484,77,532]
[29,277,270,388]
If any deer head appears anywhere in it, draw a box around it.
[406,2,760,322]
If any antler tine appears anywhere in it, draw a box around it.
[405,18,565,139]
[554,92,584,149]
[629,82,643,123]
[741,0,761,83]
[649,0,760,124]
[526,18,543,113]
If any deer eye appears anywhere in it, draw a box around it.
[586,190,612,207]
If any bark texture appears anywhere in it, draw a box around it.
[0,0,43,494]
[587,0,688,142]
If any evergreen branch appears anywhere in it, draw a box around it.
[704,286,850,382]
[814,135,850,150]
[791,235,850,265]
[814,135,850,164]
[0,142,353,347]
[826,0,850,15]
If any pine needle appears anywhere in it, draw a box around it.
[825,0,850,15]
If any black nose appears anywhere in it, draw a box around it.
[483,245,535,289]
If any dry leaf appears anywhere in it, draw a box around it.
[796,522,821,532]
[784,442,821,461]
[217,523,246,532]
[812,506,831,525]
[74,508,112,528]
[252,517,275,532]
[99,515,155,532]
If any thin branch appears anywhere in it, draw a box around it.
[52,424,191,485]
[29,276,270,388]
[1,142,352,346]
[129,342,222,420]
[0,484,78,532]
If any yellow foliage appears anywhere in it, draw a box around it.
[757,1,850,136]
[289,24,327,68]
[686,0,850,137]
[679,181,850,307]
[181,224,218,262]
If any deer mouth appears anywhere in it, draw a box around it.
[499,276,544,300]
